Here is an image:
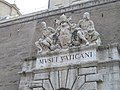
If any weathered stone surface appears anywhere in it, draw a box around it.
[100,61,119,72]
[0,0,120,90]
[72,76,85,90]
[34,73,50,80]
[43,80,53,90]
[79,67,97,75]
[59,70,68,88]
[50,71,59,90]
[33,88,44,90]
[86,74,103,82]
[66,69,77,89]
[20,44,120,90]
[97,61,120,90]
[80,82,97,90]
[49,0,92,10]
[29,81,42,88]
[36,47,97,69]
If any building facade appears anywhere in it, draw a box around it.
[0,0,119,90]
[0,0,21,18]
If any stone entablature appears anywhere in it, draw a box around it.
[0,0,118,27]
[19,43,120,90]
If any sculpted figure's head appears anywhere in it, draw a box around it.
[41,21,47,29]
[59,14,68,26]
[60,14,67,22]
[83,12,90,20]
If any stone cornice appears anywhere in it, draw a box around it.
[0,0,118,28]
[18,59,120,74]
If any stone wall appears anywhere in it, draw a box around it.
[0,21,37,90]
[0,0,120,90]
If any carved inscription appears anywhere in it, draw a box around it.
[39,52,92,64]
[36,50,96,69]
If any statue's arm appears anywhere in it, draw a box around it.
[48,27,56,33]
[77,20,82,28]
[35,40,43,53]
[89,20,95,30]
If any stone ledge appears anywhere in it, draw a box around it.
[34,73,50,80]
[79,67,97,75]
[97,43,119,50]
[98,59,120,64]
[29,81,42,88]
[37,45,98,57]
[18,59,120,74]
[86,74,103,82]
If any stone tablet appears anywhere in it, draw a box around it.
[36,47,97,69]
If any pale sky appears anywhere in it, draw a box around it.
[5,0,49,14]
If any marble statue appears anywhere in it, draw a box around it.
[77,12,101,46]
[35,21,56,53]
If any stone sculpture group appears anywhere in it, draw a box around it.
[35,12,101,53]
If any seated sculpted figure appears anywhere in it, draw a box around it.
[86,29,101,46]
[35,21,56,53]
[77,12,101,46]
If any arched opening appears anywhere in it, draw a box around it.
[57,88,70,90]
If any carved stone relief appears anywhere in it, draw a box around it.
[35,12,101,54]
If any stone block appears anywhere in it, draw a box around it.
[79,67,97,75]
[29,81,42,88]
[80,82,97,90]
[50,71,59,90]
[43,80,53,90]
[33,88,44,90]
[59,70,68,88]
[113,62,120,72]
[66,69,77,89]
[34,73,50,80]
[86,74,103,82]
[72,76,85,90]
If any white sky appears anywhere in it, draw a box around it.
[5,0,49,14]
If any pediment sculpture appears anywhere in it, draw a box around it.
[35,12,101,53]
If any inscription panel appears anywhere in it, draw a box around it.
[36,49,97,69]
